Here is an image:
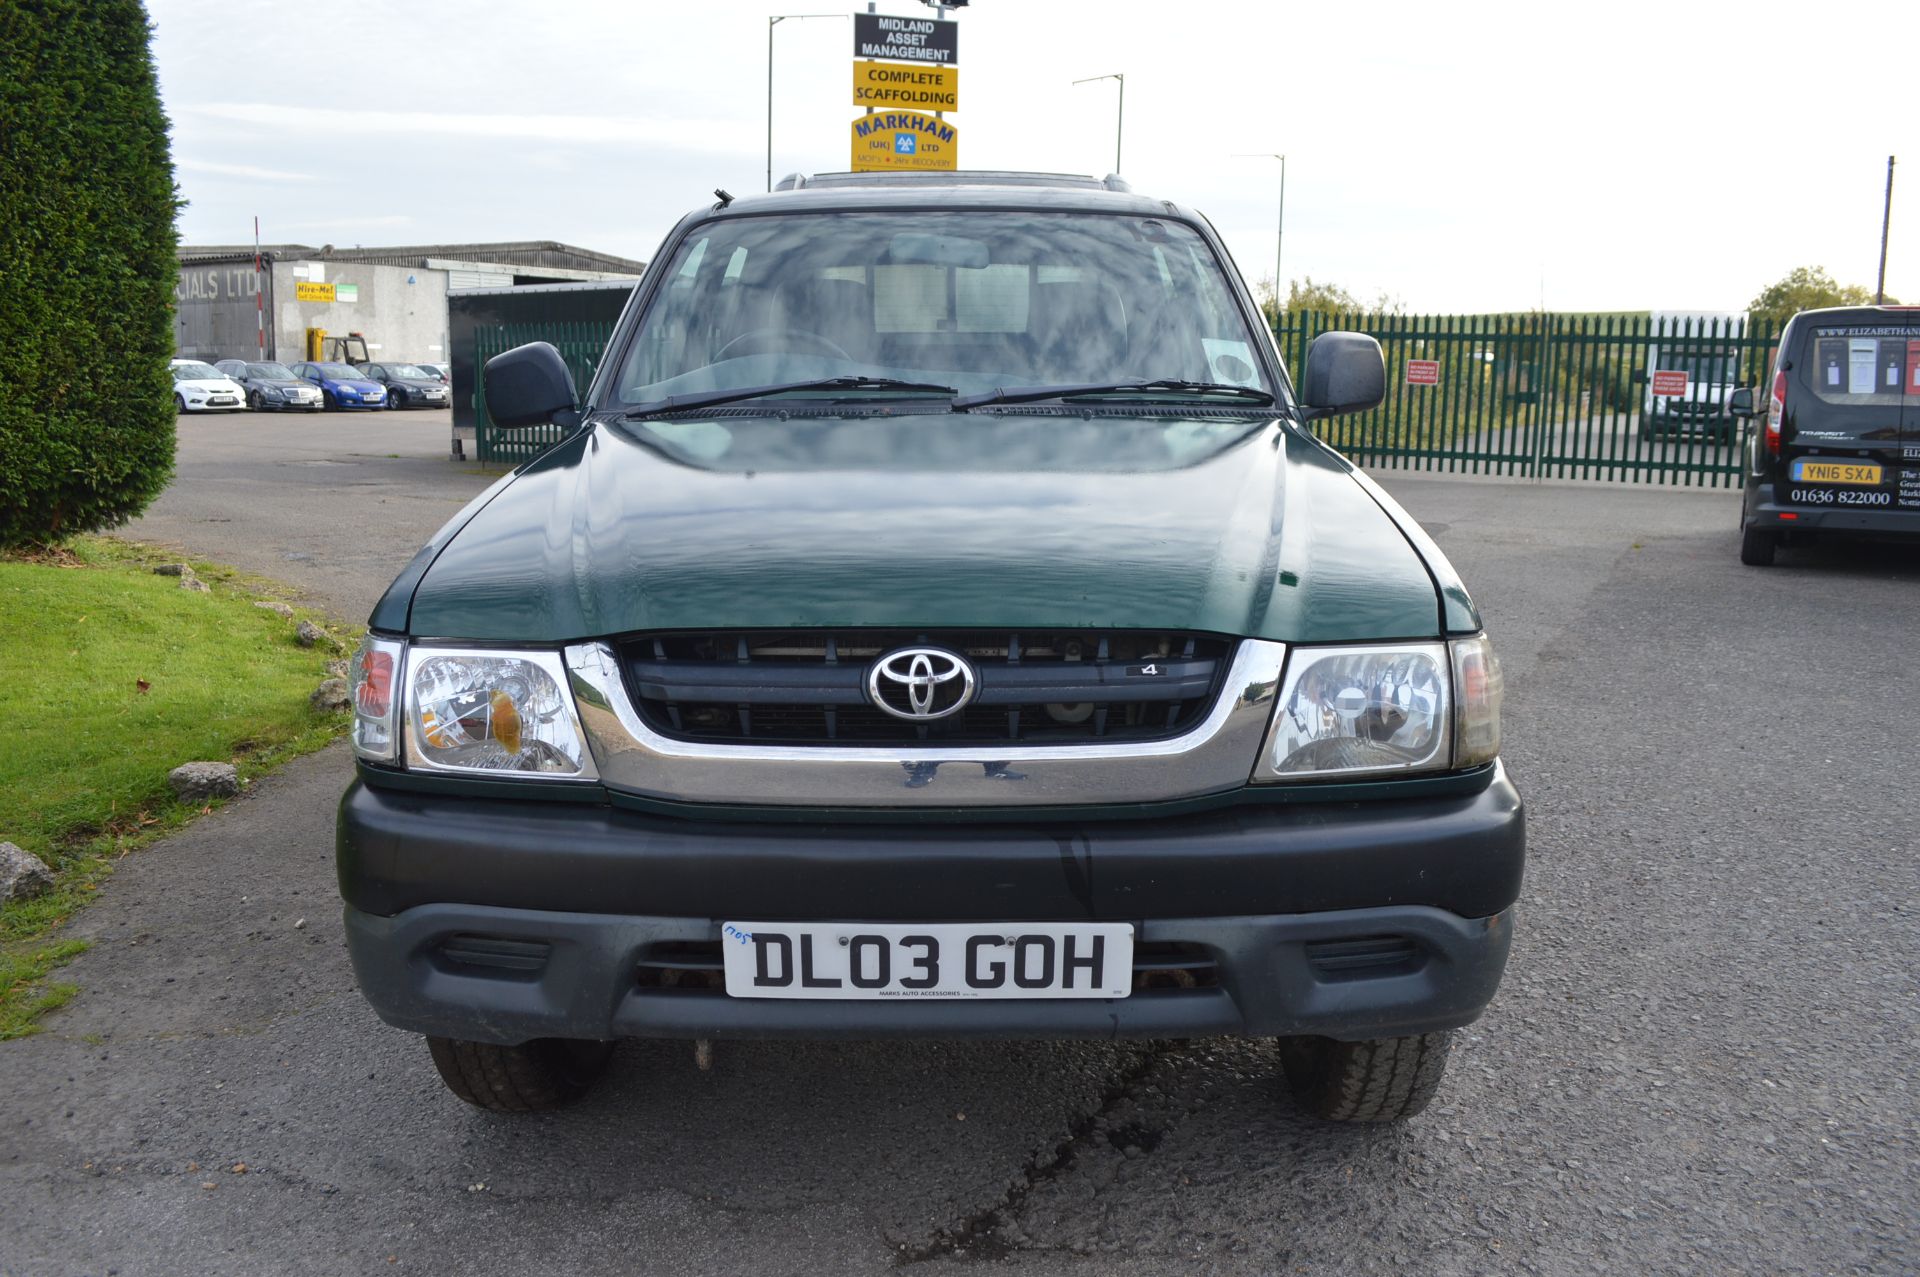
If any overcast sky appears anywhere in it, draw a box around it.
[153,0,1915,314]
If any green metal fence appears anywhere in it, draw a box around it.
[472,321,616,465]
[1276,312,1778,487]
[470,310,1773,487]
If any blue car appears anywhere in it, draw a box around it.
[290,361,387,412]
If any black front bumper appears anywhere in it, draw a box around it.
[338,767,1524,1045]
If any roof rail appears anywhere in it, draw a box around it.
[773,171,1128,193]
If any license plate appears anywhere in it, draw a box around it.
[1792,460,1882,485]
[721,921,1134,1000]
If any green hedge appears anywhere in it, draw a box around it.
[0,0,179,548]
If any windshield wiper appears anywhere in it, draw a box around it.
[625,376,957,417]
[952,379,1276,410]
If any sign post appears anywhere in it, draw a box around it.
[850,10,961,173]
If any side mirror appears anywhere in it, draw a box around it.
[484,341,579,428]
[1726,386,1756,419]
[1298,331,1385,420]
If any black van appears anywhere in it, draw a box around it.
[1735,306,1920,565]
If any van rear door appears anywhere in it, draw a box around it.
[1902,324,1920,512]
[1784,314,1911,511]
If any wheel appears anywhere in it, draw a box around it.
[1279,1030,1453,1122]
[1637,419,1655,442]
[1740,523,1777,566]
[387,387,405,409]
[425,1036,613,1112]
[322,389,337,412]
[248,389,263,411]
[714,327,852,361]
[175,392,187,413]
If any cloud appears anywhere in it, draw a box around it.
[179,103,759,155]
[177,158,317,183]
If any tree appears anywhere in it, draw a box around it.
[1747,266,1893,330]
[1285,276,1364,317]
[0,0,179,548]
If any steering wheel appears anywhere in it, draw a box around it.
[715,327,852,361]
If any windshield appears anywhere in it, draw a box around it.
[385,364,430,379]
[613,211,1275,407]
[249,362,296,379]
[173,361,222,380]
[314,363,363,378]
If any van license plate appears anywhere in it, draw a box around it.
[1792,460,1882,485]
[721,922,1134,1000]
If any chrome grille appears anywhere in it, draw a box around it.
[618,630,1232,746]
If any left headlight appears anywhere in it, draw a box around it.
[405,648,597,779]
[1252,635,1502,782]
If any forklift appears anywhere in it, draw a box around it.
[305,328,371,365]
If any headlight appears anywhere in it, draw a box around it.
[349,635,404,762]
[260,385,283,399]
[404,648,596,779]
[1256,643,1450,780]
[1251,636,1505,781]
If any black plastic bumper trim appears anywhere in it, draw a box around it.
[337,765,1525,922]
[343,902,1514,1045]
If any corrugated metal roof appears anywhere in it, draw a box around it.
[447,279,637,299]
[178,240,646,274]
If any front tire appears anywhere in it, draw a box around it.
[175,393,187,414]
[322,389,337,412]
[387,387,405,409]
[425,1036,613,1112]
[248,390,263,411]
[1279,1030,1453,1122]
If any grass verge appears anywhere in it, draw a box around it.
[0,537,353,1038]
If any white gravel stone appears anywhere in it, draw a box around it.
[0,842,56,902]
[167,761,241,803]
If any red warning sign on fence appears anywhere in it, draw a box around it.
[1650,369,1689,397]
[1406,360,1441,386]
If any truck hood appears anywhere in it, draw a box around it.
[399,413,1463,644]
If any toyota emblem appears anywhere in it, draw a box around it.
[867,647,976,721]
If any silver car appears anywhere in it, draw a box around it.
[214,359,324,412]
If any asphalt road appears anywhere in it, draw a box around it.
[3,416,1917,1275]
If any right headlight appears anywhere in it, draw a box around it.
[1252,636,1501,782]
[404,647,597,779]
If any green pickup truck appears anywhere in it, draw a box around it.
[337,171,1523,1122]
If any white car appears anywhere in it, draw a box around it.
[169,358,247,413]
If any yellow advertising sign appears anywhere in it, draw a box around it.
[295,281,336,303]
[850,110,958,172]
[853,62,958,112]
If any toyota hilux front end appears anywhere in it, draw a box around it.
[337,172,1524,1122]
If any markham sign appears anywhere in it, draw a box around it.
[853,62,958,111]
[850,111,958,171]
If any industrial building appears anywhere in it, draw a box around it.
[172,241,646,365]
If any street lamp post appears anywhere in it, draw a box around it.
[1072,73,1124,174]
[1235,152,1286,316]
[768,13,844,193]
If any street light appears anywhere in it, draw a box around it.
[1234,152,1286,317]
[768,13,844,193]
[1072,73,1124,174]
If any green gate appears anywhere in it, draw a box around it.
[472,321,616,465]
[1276,312,1778,487]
